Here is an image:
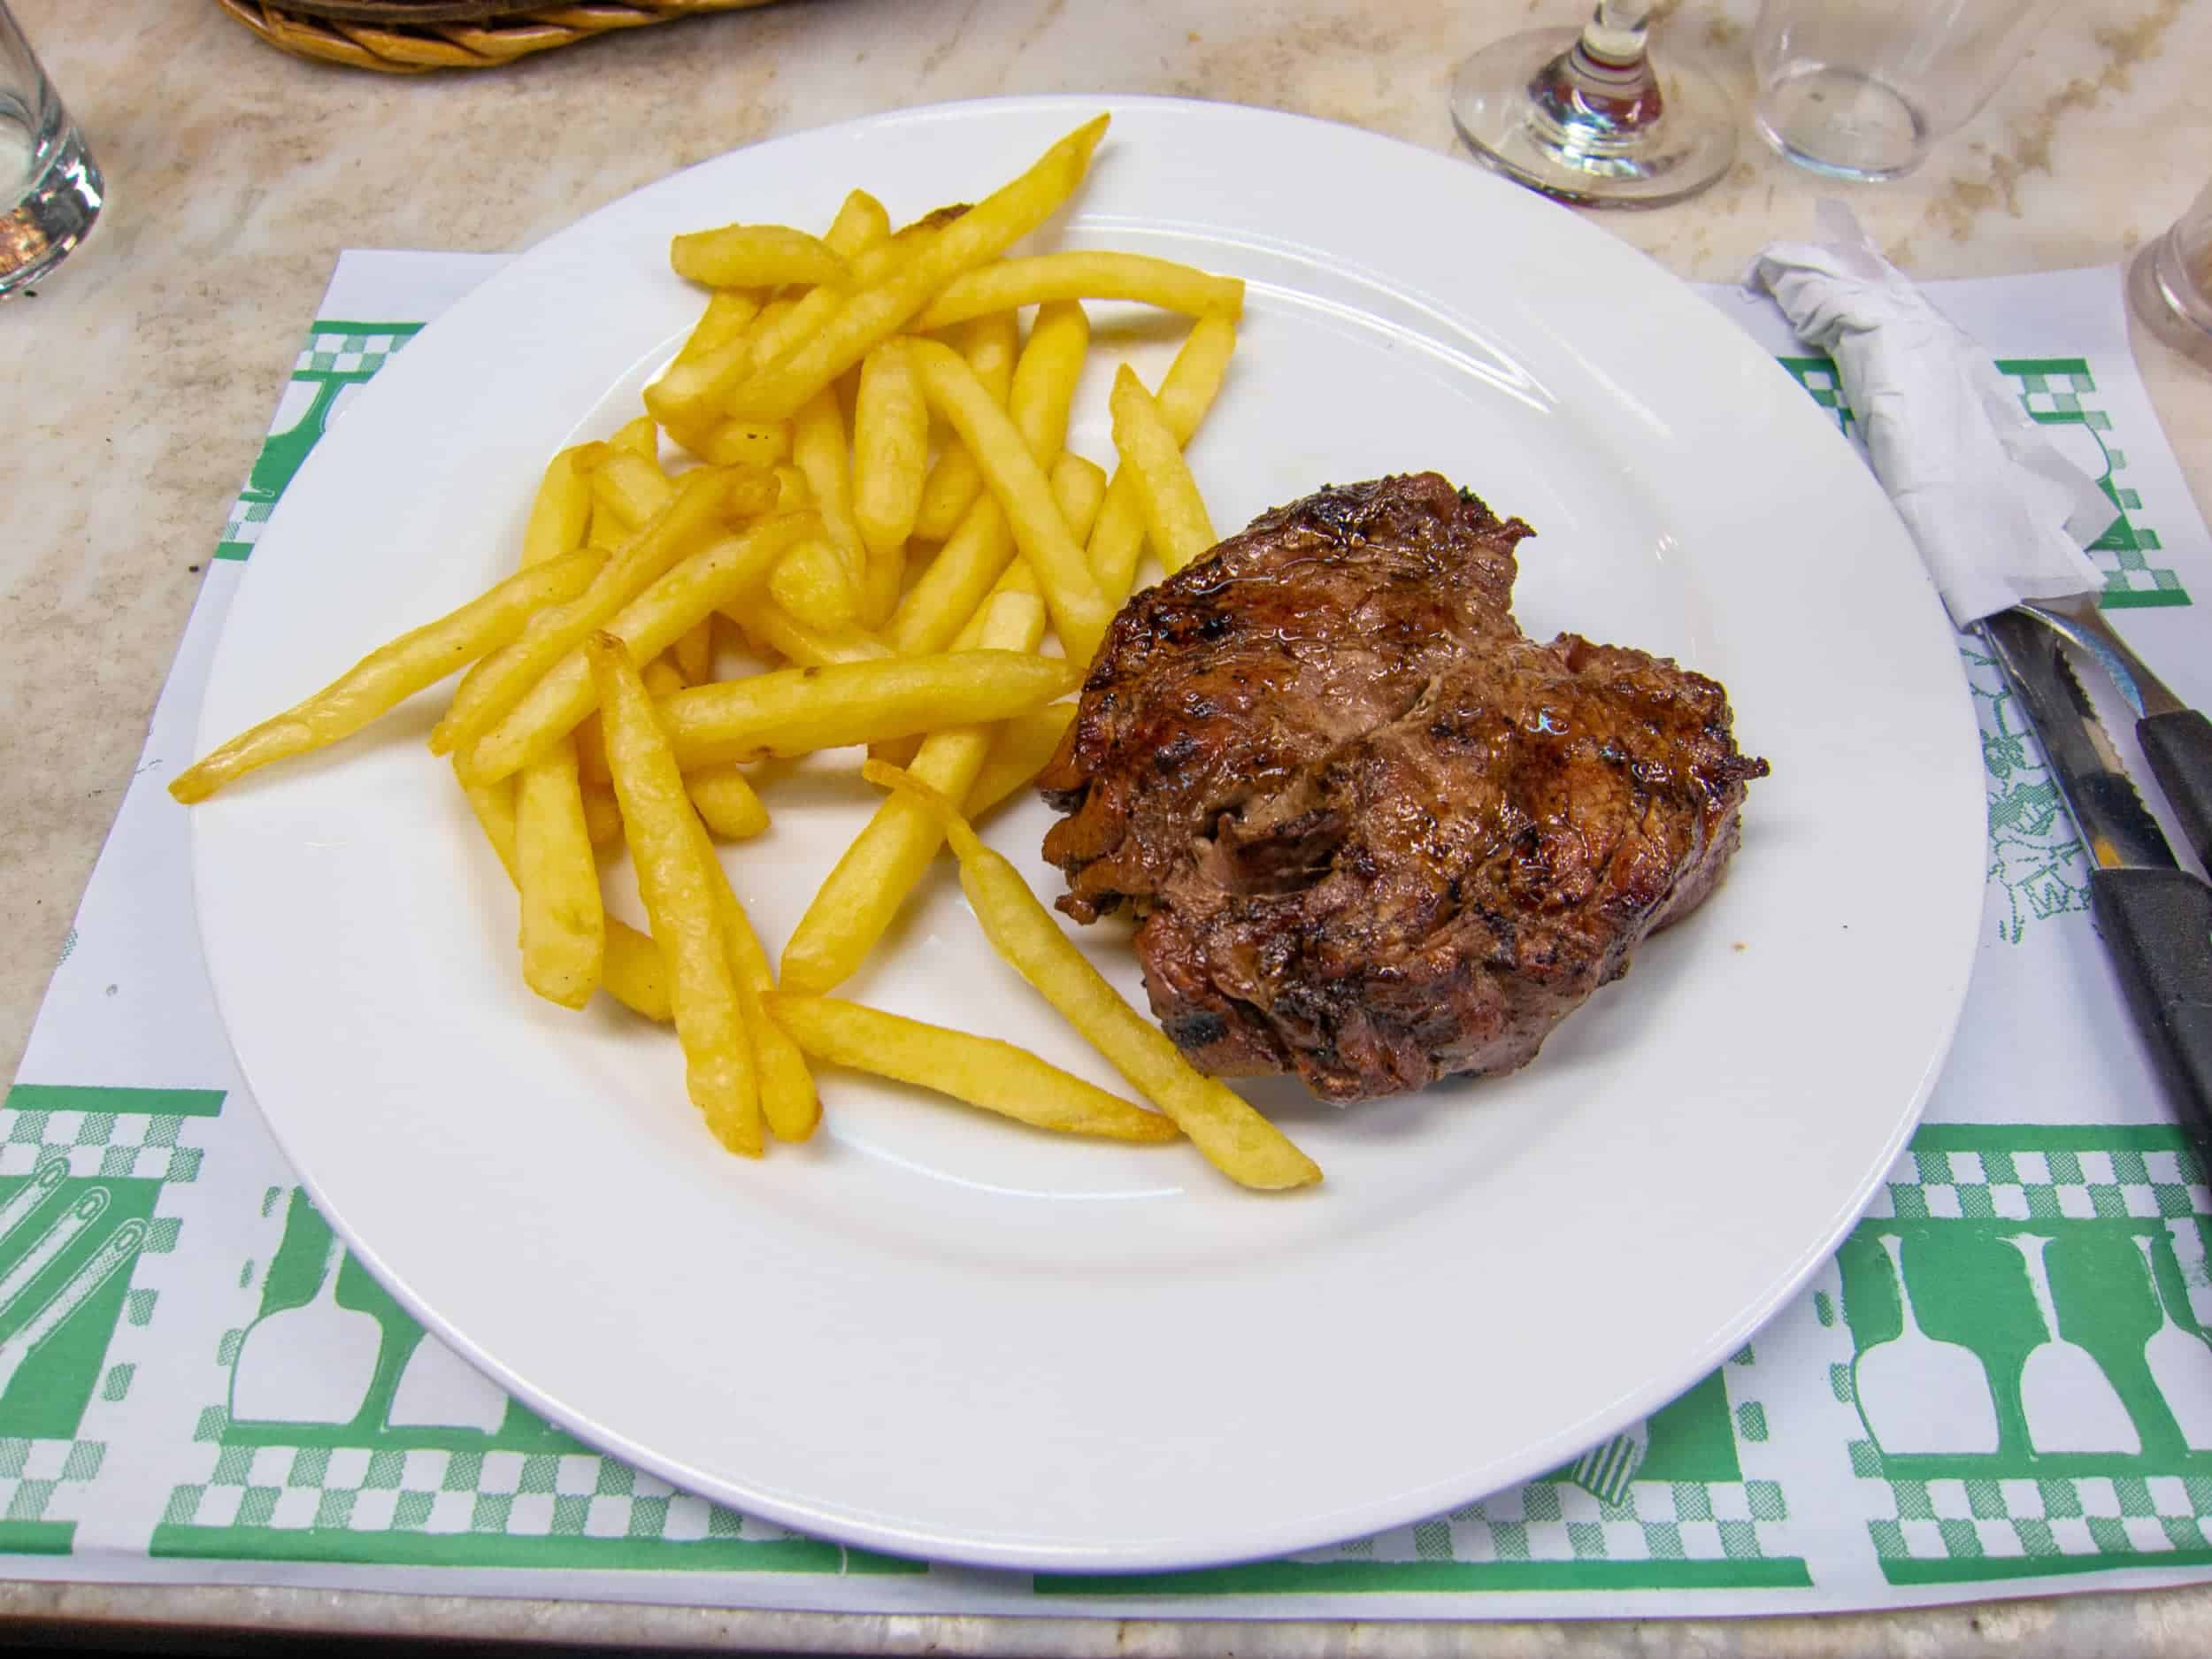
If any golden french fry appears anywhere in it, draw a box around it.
[887,496,1015,657]
[580,781,624,849]
[911,311,1019,542]
[611,415,659,461]
[685,817,818,1142]
[432,467,772,758]
[589,449,674,532]
[641,656,689,700]
[1109,364,1217,577]
[687,765,770,841]
[657,649,1077,768]
[732,600,893,669]
[573,710,611,784]
[964,702,1077,819]
[825,188,891,257]
[940,450,1087,653]
[464,510,820,783]
[171,546,604,804]
[672,616,714,686]
[908,339,1111,665]
[912,252,1246,333]
[675,291,762,367]
[765,994,1176,1142]
[647,334,753,432]
[726,116,1110,421]
[455,762,670,1022]
[695,419,792,469]
[1049,452,1109,546]
[768,535,860,633]
[781,592,1046,994]
[521,445,597,568]
[516,736,603,1010]
[1090,316,1234,602]
[1006,299,1089,470]
[948,555,1041,653]
[588,633,761,1155]
[671,223,848,290]
[865,761,1321,1190]
[852,338,927,610]
[792,387,866,585]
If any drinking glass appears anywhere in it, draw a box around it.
[2139,178,2212,342]
[1752,0,2059,182]
[0,2,103,296]
[1449,1,1735,209]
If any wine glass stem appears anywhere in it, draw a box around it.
[1585,0,1653,62]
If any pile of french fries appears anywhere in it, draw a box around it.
[170,115,1320,1193]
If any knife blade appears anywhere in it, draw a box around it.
[1983,610,2212,1152]
[2016,593,2212,874]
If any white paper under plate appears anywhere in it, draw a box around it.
[187,96,1985,1573]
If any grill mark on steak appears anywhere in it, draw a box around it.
[1037,472,1770,1104]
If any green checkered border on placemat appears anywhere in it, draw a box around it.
[212,322,423,563]
[1781,357,2189,609]
[1842,1125,2212,1586]
[1,1087,227,1555]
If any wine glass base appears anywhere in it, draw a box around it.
[1450,26,1736,210]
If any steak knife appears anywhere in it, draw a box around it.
[1982,610,2212,1148]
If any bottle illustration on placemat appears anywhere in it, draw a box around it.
[2011,1232,2141,1455]
[2136,1231,2212,1451]
[1854,1232,2001,1455]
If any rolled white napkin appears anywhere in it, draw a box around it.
[1750,202,2116,628]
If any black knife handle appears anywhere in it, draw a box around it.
[2090,865,2212,1162]
[2141,709,2212,876]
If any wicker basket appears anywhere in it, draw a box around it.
[217,0,777,73]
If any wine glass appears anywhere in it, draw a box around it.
[1450,1,1736,209]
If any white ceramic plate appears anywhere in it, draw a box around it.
[190,96,1985,1572]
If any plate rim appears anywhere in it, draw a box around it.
[187,92,1985,1573]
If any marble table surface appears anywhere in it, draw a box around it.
[2,0,2208,1649]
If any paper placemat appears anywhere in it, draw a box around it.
[6,251,2212,1621]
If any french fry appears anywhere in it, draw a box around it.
[792,387,866,588]
[647,334,753,433]
[580,781,624,849]
[464,509,820,783]
[733,601,894,669]
[912,252,1246,333]
[852,338,927,619]
[725,115,1110,421]
[573,710,610,785]
[611,415,659,461]
[964,702,1078,819]
[765,994,1176,1142]
[671,223,848,290]
[908,339,1111,665]
[454,762,669,1023]
[171,546,604,803]
[864,762,1321,1191]
[768,536,861,633]
[672,617,715,686]
[781,592,1046,994]
[589,448,673,530]
[515,736,603,1010]
[948,557,1041,653]
[694,419,793,469]
[939,454,1089,654]
[520,445,597,568]
[641,656,689,700]
[825,188,891,258]
[687,819,818,1142]
[432,466,772,759]
[687,765,770,841]
[674,291,761,367]
[911,311,1019,542]
[1048,451,1109,545]
[588,634,761,1156]
[1109,364,1217,577]
[1089,316,1234,602]
[657,649,1077,768]
[887,496,1015,657]
[1006,299,1089,472]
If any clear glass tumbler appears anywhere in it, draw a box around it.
[0,2,103,296]
[2142,178,2212,341]
[1751,0,2059,182]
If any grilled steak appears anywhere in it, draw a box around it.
[1037,472,1769,1103]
